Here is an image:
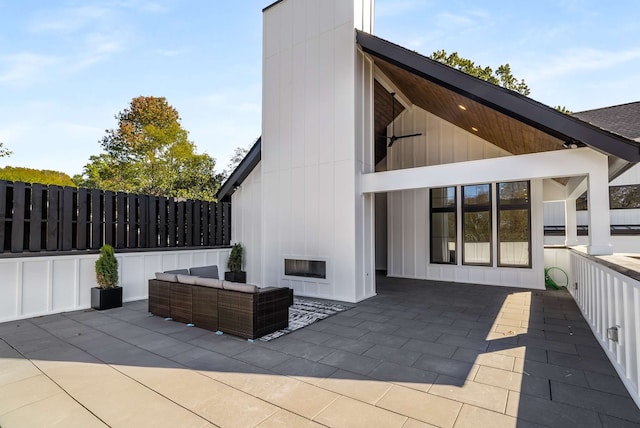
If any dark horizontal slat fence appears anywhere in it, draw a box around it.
[0,180,231,254]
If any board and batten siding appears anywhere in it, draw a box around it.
[384,106,545,289]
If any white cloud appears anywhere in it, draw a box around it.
[28,5,113,34]
[0,53,58,85]
[526,47,640,82]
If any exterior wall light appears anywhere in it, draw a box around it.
[607,325,621,343]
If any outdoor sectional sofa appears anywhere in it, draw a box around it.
[148,265,292,339]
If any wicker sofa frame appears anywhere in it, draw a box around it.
[148,279,292,339]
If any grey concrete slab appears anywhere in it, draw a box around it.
[1,276,639,427]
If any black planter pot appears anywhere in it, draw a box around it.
[224,271,247,283]
[91,286,123,310]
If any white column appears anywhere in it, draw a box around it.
[564,198,580,246]
[586,161,613,255]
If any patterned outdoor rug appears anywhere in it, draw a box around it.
[258,297,352,341]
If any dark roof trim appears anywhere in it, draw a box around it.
[216,138,262,202]
[263,0,285,12]
[356,30,640,163]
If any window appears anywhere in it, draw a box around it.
[576,192,588,211]
[498,181,531,267]
[430,187,456,264]
[462,184,491,265]
[609,185,640,209]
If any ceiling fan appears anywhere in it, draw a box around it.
[385,92,422,148]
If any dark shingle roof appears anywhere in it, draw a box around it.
[572,102,640,141]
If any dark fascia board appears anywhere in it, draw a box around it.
[263,0,285,12]
[356,30,640,163]
[216,138,262,202]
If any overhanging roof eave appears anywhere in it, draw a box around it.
[356,30,640,163]
[216,138,262,202]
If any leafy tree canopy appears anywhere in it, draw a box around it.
[0,142,12,158]
[429,50,531,96]
[0,166,75,187]
[74,96,222,201]
[555,105,572,114]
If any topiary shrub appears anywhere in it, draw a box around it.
[227,243,243,272]
[95,244,119,288]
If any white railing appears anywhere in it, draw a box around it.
[569,249,640,408]
[0,248,230,323]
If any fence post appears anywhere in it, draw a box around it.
[60,187,74,251]
[148,196,157,248]
[168,199,176,247]
[0,181,7,253]
[139,194,148,248]
[11,182,26,252]
[158,196,167,247]
[223,202,231,246]
[29,184,43,252]
[91,189,102,250]
[77,188,88,250]
[215,203,223,246]
[185,200,193,247]
[116,192,125,249]
[104,191,114,246]
[177,201,185,247]
[127,194,136,248]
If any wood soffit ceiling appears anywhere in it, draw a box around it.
[372,58,566,158]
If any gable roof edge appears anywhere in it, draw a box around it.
[356,30,640,163]
[216,138,261,202]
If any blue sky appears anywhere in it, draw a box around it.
[1,0,639,177]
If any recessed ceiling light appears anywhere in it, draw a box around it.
[458,104,467,111]
[471,127,479,132]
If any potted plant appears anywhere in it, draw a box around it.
[91,244,123,310]
[224,243,246,283]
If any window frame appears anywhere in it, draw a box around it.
[497,181,532,268]
[430,187,457,265]
[462,184,492,266]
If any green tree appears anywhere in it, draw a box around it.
[74,96,221,201]
[555,105,572,114]
[429,50,531,96]
[0,142,12,158]
[0,166,75,187]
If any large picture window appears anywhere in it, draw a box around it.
[462,184,491,265]
[430,187,456,264]
[498,181,531,267]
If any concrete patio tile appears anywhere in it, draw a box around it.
[361,331,409,348]
[451,348,514,371]
[487,343,547,362]
[188,334,253,356]
[412,354,477,381]
[118,365,279,426]
[314,395,407,428]
[272,338,337,361]
[505,390,602,428]
[517,336,578,355]
[599,413,640,428]
[575,343,609,360]
[368,361,437,392]
[214,371,338,419]
[402,419,439,428]
[0,391,109,428]
[324,314,365,328]
[453,404,518,428]
[328,325,369,339]
[256,409,325,427]
[271,356,338,379]
[428,374,508,413]
[376,384,462,428]
[547,350,618,376]
[234,347,292,369]
[584,370,631,396]
[319,349,381,375]
[474,365,550,399]
[363,343,421,366]
[0,356,42,385]
[169,346,221,366]
[317,369,392,404]
[549,380,640,423]
[519,359,589,387]
[0,374,63,416]
[403,338,457,358]
[34,361,213,427]
[436,333,489,352]
[321,336,376,354]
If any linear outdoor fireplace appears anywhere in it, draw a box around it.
[284,259,327,279]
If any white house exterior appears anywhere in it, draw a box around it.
[544,102,640,253]
[218,0,640,304]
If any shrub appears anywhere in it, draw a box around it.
[95,245,119,288]
[227,243,243,272]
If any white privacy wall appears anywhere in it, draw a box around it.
[0,248,230,323]
[231,163,263,285]
[260,0,375,302]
